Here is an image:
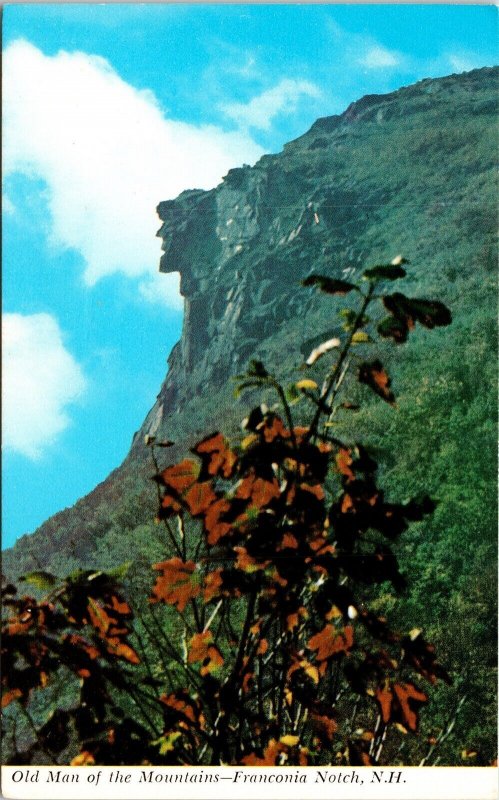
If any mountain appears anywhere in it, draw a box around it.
[3,66,497,761]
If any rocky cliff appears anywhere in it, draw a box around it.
[4,67,497,579]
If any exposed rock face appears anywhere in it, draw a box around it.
[3,66,497,577]
[135,66,497,450]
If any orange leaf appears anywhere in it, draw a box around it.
[188,632,223,676]
[263,416,290,443]
[242,739,281,766]
[160,459,199,492]
[1,688,22,708]
[203,569,224,602]
[184,481,217,516]
[311,712,337,743]
[150,558,200,611]
[193,433,238,478]
[300,482,325,501]
[236,473,280,508]
[281,533,299,549]
[308,624,354,661]
[204,498,233,545]
[336,448,355,481]
[234,547,270,573]
[257,638,268,656]
[393,682,428,732]
[71,751,95,766]
[358,360,396,405]
[109,596,132,616]
[110,640,140,664]
[375,682,393,724]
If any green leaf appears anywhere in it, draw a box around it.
[302,275,358,295]
[19,571,57,591]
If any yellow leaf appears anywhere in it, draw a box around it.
[280,735,300,747]
[241,433,258,449]
[351,331,371,343]
[296,379,318,391]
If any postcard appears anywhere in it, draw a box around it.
[2,4,497,799]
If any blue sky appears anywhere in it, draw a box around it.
[2,4,497,549]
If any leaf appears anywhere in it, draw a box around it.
[375,682,393,724]
[71,751,95,766]
[351,331,372,344]
[193,433,238,479]
[305,337,341,366]
[302,275,358,295]
[159,459,199,493]
[203,497,234,545]
[308,624,354,661]
[187,631,224,676]
[236,473,280,508]
[242,739,281,766]
[184,481,217,517]
[311,712,337,744]
[296,379,319,391]
[1,688,22,708]
[383,292,452,332]
[374,681,427,731]
[363,264,407,281]
[336,447,355,481]
[377,315,410,343]
[203,569,224,602]
[150,558,200,611]
[280,735,299,747]
[152,731,182,755]
[358,360,395,405]
[393,682,428,732]
[19,571,57,591]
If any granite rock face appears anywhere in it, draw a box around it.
[135,66,497,450]
[4,67,497,577]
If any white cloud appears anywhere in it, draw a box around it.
[2,313,87,459]
[360,46,400,69]
[3,40,264,306]
[221,78,321,132]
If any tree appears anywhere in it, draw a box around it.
[2,256,454,766]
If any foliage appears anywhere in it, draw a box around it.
[2,257,468,767]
